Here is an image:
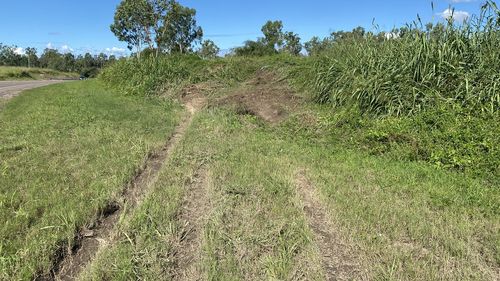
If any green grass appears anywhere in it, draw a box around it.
[0,80,181,280]
[80,104,499,280]
[99,53,301,97]
[295,2,500,116]
[0,98,7,110]
[2,7,499,277]
[280,104,500,186]
[292,134,499,280]
[0,66,78,81]
[81,108,324,281]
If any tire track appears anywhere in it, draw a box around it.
[48,100,203,281]
[171,167,211,281]
[296,170,367,281]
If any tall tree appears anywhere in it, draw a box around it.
[0,45,20,66]
[111,0,203,56]
[39,49,64,70]
[157,0,203,54]
[261,20,284,50]
[282,31,302,55]
[62,53,76,72]
[25,47,38,68]
[110,0,155,57]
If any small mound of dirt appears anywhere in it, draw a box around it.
[212,70,303,124]
[180,81,219,102]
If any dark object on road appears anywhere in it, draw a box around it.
[80,67,100,79]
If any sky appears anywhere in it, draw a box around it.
[0,0,485,56]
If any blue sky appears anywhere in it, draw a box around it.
[0,0,484,55]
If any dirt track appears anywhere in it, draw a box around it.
[53,97,206,281]
[0,80,67,99]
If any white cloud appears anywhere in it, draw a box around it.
[451,0,474,3]
[439,8,470,22]
[105,47,126,56]
[46,42,55,49]
[13,47,25,55]
[61,45,74,53]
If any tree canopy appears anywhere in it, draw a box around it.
[198,40,220,59]
[0,43,117,77]
[111,0,203,56]
[233,20,303,56]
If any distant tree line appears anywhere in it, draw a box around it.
[228,21,454,57]
[2,0,456,75]
[110,0,453,59]
[231,20,302,56]
[109,0,416,58]
[0,43,118,77]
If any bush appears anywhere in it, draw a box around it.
[80,67,100,78]
[360,107,500,183]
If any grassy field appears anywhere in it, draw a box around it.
[0,62,498,280]
[0,98,7,109]
[1,5,499,278]
[80,99,499,280]
[0,66,78,81]
[0,81,181,279]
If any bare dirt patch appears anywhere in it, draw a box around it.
[296,170,368,281]
[212,70,303,124]
[170,167,212,281]
[48,97,206,281]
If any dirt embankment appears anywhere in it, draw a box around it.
[210,70,303,124]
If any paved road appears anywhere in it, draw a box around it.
[0,80,68,99]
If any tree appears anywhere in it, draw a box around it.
[62,53,76,72]
[97,53,108,68]
[108,55,117,65]
[111,0,203,56]
[261,20,284,50]
[330,26,366,42]
[282,31,302,55]
[158,0,203,54]
[110,0,155,57]
[25,47,38,68]
[233,20,303,57]
[233,40,276,56]
[198,40,220,59]
[83,53,95,68]
[304,36,330,56]
[39,49,64,70]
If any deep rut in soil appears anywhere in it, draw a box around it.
[49,100,203,281]
[296,170,367,281]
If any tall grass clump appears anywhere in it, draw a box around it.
[99,54,289,97]
[100,54,209,96]
[304,1,499,116]
[288,2,500,184]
